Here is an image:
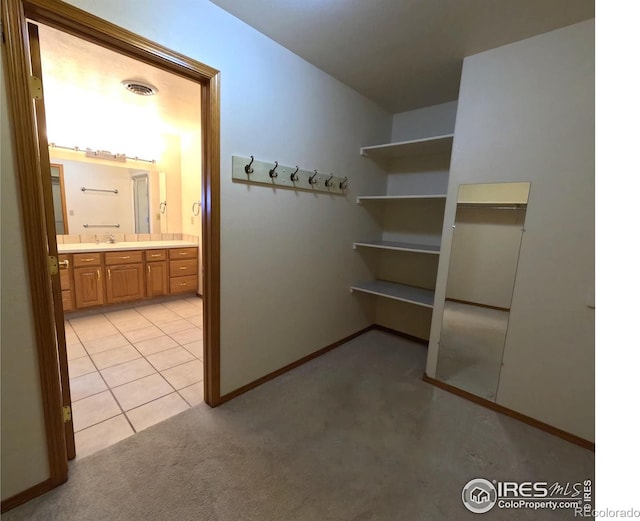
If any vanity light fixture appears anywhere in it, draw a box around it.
[121,79,158,96]
[48,143,156,164]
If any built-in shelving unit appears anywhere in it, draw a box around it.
[353,240,440,255]
[350,280,435,308]
[353,131,454,339]
[360,134,454,159]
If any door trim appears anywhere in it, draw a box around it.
[1,0,221,504]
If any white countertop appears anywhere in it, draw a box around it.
[58,240,198,254]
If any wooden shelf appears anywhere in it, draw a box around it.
[360,134,454,159]
[353,240,440,254]
[350,280,435,308]
[357,194,446,203]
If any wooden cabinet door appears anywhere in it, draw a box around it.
[106,264,145,304]
[59,254,74,311]
[74,267,104,308]
[146,261,168,297]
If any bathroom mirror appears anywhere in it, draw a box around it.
[50,159,169,237]
[435,181,530,400]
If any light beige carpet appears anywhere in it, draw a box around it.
[3,330,594,520]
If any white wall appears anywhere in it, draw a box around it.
[427,20,595,441]
[52,1,391,389]
[2,0,390,498]
[391,100,457,142]
[1,52,50,501]
[159,134,183,234]
[446,207,525,309]
[179,127,203,292]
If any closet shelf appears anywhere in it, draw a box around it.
[360,134,454,159]
[350,280,435,308]
[357,194,446,203]
[353,240,440,254]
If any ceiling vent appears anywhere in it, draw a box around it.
[121,80,158,96]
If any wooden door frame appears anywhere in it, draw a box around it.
[1,0,221,509]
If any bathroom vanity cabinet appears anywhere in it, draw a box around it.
[58,243,198,311]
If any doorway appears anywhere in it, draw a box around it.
[2,0,220,500]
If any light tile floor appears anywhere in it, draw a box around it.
[65,296,204,459]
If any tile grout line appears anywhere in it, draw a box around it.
[67,298,204,443]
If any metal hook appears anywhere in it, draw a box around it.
[192,201,201,216]
[290,166,299,182]
[269,161,279,178]
[244,155,254,174]
[339,177,348,190]
[325,174,334,188]
[309,170,318,185]
[160,201,167,214]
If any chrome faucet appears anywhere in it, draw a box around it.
[108,234,116,244]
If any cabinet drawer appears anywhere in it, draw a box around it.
[105,250,143,265]
[170,275,198,294]
[73,253,102,267]
[145,249,167,262]
[169,247,197,260]
[61,290,74,311]
[170,259,198,277]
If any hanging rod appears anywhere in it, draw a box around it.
[48,143,156,164]
[83,224,121,228]
[81,186,119,194]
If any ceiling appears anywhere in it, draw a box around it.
[209,0,594,113]
[37,24,200,157]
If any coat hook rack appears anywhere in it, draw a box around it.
[231,155,347,196]
[269,161,279,178]
[245,155,255,174]
[325,174,334,188]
